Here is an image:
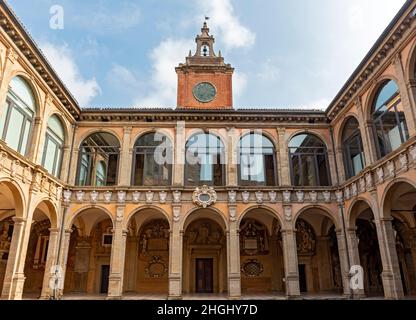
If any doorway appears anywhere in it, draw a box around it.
[196,259,213,293]
[298,264,307,293]
[100,265,110,294]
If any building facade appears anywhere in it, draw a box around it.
[0,1,416,300]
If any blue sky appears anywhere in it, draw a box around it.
[7,0,407,109]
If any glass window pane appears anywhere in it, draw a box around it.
[0,101,10,138]
[5,107,25,152]
[43,137,58,175]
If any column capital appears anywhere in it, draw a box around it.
[48,228,60,234]
[11,217,26,224]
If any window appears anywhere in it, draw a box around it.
[42,115,65,178]
[0,76,36,156]
[239,133,277,186]
[185,133,225,186]
[342,117,365,179]
[76,132,120,186]
[132,132,172,186]
[289,134,331,187]
[372,80,409,158]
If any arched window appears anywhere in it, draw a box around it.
[372,80,409,158]
[342,117,365,179]
[289,133,331,186]
[76,132,120,186]
[132,132,172,186]
[185,133,225,186]
[42,115,65,178]
[0,76,36,155]
[239,133,277,186]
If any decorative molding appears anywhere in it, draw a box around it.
[192,185,217,208]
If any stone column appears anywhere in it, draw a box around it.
[327,149,338,186]
[173,121,185,188]
[335,147,346,183]
[40,228,60,299]
[118,126,133,186]
[374,215,404,299]
[345,227,365,297]
[59,146,71,182]
[281,205,300,298]
[68,126,79,185]
[1,217,27,300]
[125,236,139,292]
[227,205,241,299]
[29,117,43,163]
[277,128,290,186]
[354,96,376,164]
[227,127,238,187]
[335,229,352,297]
[393,53,416,137]
[107,206,127,299]
[57,229,73,298]
[168,205,183,299]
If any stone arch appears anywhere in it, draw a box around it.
[131,128,174,150]
[287,130,330,151]
[45,111,71,146]
[405,37,416,81]
[380,177,416,219]
[76,129,122,149]
[363,75,401,122]
[124,205,171,231]
[238,130,278,151]
[181,206,228,232]
[0,179,26,220]
[65,205,114,231]
[30,198,59,229]
[1,70,42,116]
[185,128,228,150]
[347,197,377,229]
[336,114,361,149]
[238,205,283,234]
[293,205,340,231]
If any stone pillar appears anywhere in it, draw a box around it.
[281,205,300,298]
[227,205,241,299]
[68,126,79,185]
[316,236,332,290]
[335,147,346,183]
[173,121,185,188]
[227,127,238,187]
[57,229,73,298]
[354,96,376,164]
[125,236,139,292]
[393,53,416,137]
[374,216,404,299]
[345,227,365,297]
[277,128,290,186]
[327,149,338,186]
[59,146,71,182]
[335,229,352,297]
[29,117,43,162]
[107,206,127,299]
[40,228,60,299]
[118,126,133,186]
[168,205,183,299]
[1,217,27,300]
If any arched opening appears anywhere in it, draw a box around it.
[350,200,384,297]
[132,132,172,186]
[42,115,65,178]
[22,200,58,299]
[0,181,24,297]
[185,133,225,186]
[289,133,331,186]
[239,208,284,296]
[182,209,227,295]
[238,133,277,186]
[76,132,120,186]
[0,76,37,156]
[383,181,416,296]
[371,80,409,159]
[295,208,343,296]
[123,208,170,298]
[63,208,113,297]
[341,117,365,179]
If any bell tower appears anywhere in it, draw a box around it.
[176,20,234,109]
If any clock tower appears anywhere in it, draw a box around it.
[176,21,234,109]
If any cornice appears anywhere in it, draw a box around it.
[0,2,81,119]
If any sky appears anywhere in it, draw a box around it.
[6,0,408,109]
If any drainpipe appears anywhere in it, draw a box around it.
[330,126,353,299]
[52,123,77,300]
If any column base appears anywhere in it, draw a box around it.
[168,295,183,300]
[228,295,241,300]
[106,295,123,300]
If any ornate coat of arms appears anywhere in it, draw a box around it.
[192,185,217,208]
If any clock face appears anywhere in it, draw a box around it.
[193,82,217,103]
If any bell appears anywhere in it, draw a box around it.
[202,46,208,56]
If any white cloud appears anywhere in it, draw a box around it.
[256,59,280,81]
[73,3,141,33]
[298,98,330,111]
[233,71,248,99]
[40,42,101,106]
[198,0,255,49]
[107,64,142,95]
[134,38,193,108]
